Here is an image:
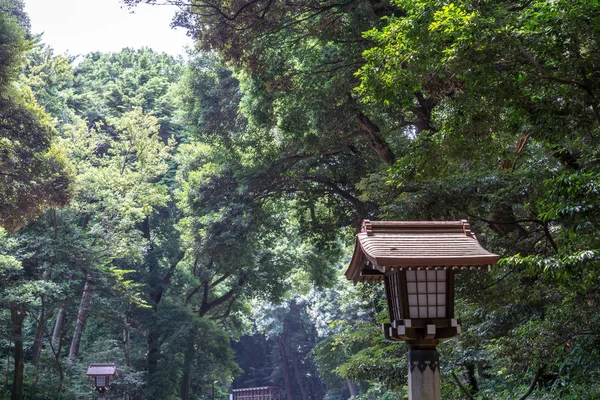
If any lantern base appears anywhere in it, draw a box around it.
[383,318,461,342]
[408,348,441,400]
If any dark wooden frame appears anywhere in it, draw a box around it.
[382,269,460,345]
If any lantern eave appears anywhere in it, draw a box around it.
[346,220,499,283]
[86,363,118,377]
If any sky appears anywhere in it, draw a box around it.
[24,0,193,57]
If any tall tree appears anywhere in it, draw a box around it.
[0,6,73,232]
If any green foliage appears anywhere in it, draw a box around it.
[22,43,74,120]
[0,8,28,85]
[0,10,73,232]
[70,48,185,130]
[0,85,74,232]
[5,0,600,397]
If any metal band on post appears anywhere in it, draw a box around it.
[408,349,441,400]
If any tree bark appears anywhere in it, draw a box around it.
[54,355,65,393]
[179,329,196,400]
[488,203,527,238]
[463,362,478,395]
[68,274,94,364]
[518,365,544,400]
[147,329,160,374]
[31,300,46,364]
[346,379,358,397]
[51,311,66,393]
[4,344,10,393]
[52,305,66,349]
[356,112,395,165]
[198,275,245,317]
[309,177,369,232]
[451,372,475,400]
[286,340,309,400]
[411,91,438,134]
[180,368,192,400]
[149,251,185,305]
[32,269,51,373]
[276,335,294,400]
[123,326,131,367]
[10,304,27,400]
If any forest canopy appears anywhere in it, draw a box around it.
[1,0,600,399]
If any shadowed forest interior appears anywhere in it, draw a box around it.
[1,0,600,398]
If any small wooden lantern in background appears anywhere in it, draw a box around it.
[346,220,498,400]
[86,363,117,397]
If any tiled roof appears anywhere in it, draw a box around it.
[86,364,117,376]
[346,220,499,282]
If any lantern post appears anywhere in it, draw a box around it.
[86,363,118,399]
[346,220,498,400]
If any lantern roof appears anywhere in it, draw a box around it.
[86,364,117,377]
[346,220,499,283]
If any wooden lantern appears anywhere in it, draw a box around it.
[86,363,117,394]
[346,220,499,348]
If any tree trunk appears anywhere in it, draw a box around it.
[286,340,309,400]
[346,379,358,397]
[52,305,65,349]
[11,304,27,400]
[411,91,438,134]
[68,274,94,364]
[32,309,46,362]
[463,362,478,395]
[54,355,64,393]
[4,344,10,393]
[179,329,196,400]
[32,268,51,389]
[123,326,131,367]
[276,335,294,400]
[147,330,160,375]
[356,112,395,165]
[308,373,325,400]
[52,311,66,393]
[488,203,527,239]
[32,293,47,364]
[180,369,191,400]
[31,298,47,389]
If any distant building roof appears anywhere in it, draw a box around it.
[86,364,117,377]
[346,220,499,282]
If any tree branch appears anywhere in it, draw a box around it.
[309,176,368,229]
[282,132,361,165]
[210,273,232,288]
[199,277,246,316]
[185,285,201,305]
[466,213,558,253]
[356,110,396,165]
[160,251,185,285]
[212,294,238,320]
[518,365,544,400]
[150,251,185,304]
[451,372,475,400]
